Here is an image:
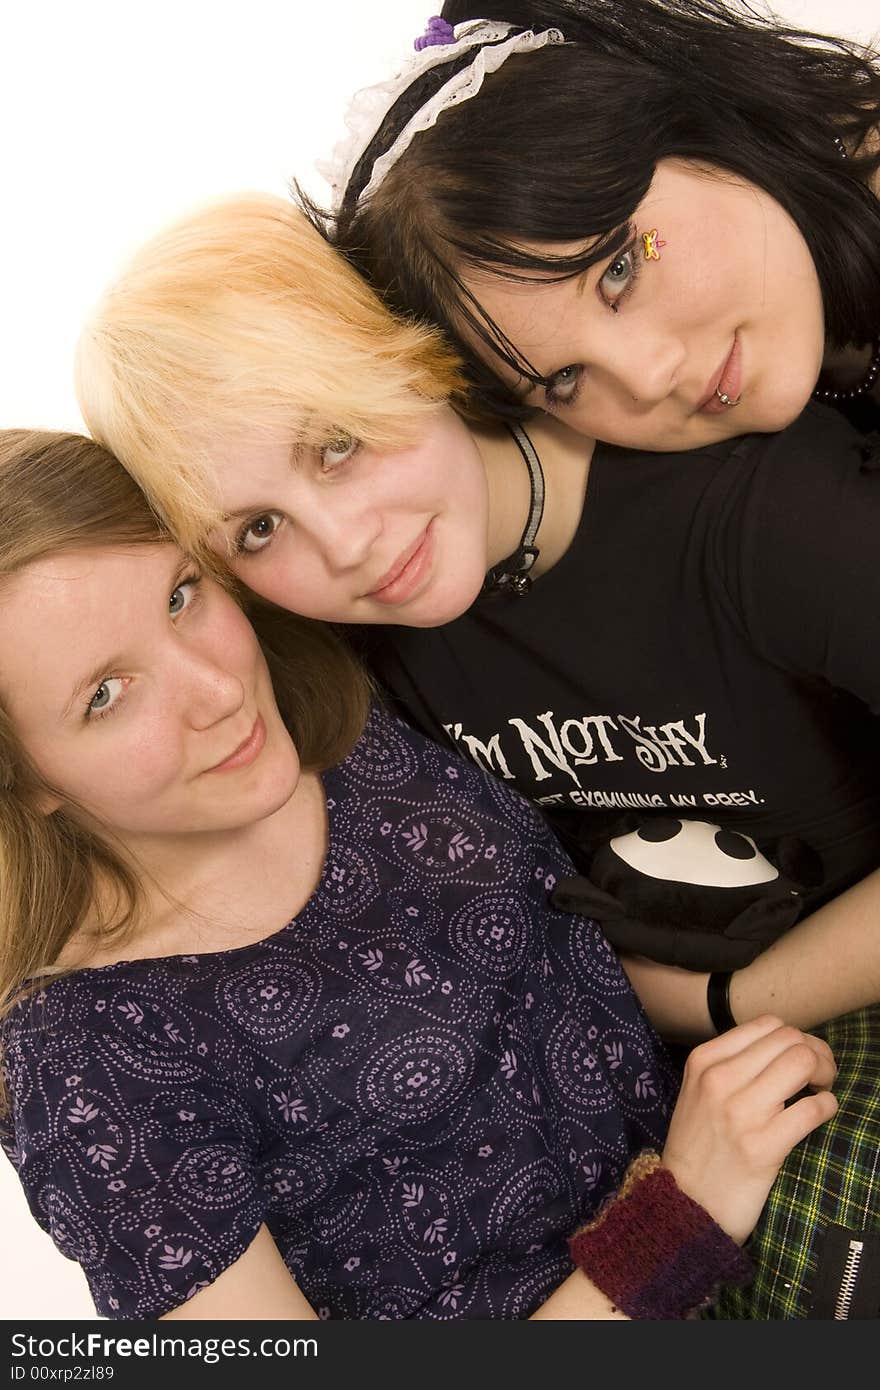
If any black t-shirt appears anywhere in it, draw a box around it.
[361,403,880,914]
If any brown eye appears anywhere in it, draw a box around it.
[321,436,361,470]
[236,511,284,554]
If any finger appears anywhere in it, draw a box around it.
[708,1024,835,1095]
[760,1087,839,1165]
[734,1035,837,1121]
[685,1013,787,1069]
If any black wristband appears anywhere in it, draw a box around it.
[707,971,737,1035]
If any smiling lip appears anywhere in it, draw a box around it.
[697,335,743,414]
[366,523,434,606]
[206,714,266,773]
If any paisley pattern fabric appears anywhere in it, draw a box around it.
[1,707,676,1320]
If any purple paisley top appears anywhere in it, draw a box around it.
[1,708,676,1319]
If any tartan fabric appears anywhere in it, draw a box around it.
[709,1004,880,1319]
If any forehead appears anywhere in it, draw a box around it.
[0,544,178,710]
[208,430,300,512]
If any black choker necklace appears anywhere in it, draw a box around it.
[483,423,545,596]
[812,337,880,404]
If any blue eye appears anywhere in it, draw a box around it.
[235,511,285,556]
[599,239,643,312]
[169,578,200,614]
[599,249,637,307]
[545,365,583,407]
[87,677,125,718]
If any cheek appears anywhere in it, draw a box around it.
[231,551,322,617]
[209,594,265,665]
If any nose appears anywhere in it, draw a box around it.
[594,321,687,405]
[305,494,384,574]
[182,649,246,731]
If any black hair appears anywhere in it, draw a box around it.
[301,0,880,422]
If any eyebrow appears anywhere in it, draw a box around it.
[61,553,191,720]
[221,504,274,526]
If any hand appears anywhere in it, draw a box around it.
[660,1014,837,1244]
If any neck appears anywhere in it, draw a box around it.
[69,771,327,968]
[472,414,595,578]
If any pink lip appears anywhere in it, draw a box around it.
[697,335,743,415]
[366,522,434,606]
[205,714,266,773]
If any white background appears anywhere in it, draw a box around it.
[1,0,877,1323]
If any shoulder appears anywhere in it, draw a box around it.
[724,402,870,488]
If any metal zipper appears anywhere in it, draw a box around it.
[833,1238,864,1320]
[808,1223,880,1319]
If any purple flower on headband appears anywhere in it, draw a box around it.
[414,16,456,51]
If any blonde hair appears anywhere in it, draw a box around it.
[0,430,369,1104]
[76,192,463,552]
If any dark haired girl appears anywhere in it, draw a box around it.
[326,1,880,446]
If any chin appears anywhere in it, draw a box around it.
[407,571,487,628]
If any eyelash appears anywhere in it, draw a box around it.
[544,230,643,410]
[234,512,284,558]
[85,571,202,721]
[600,230,642,314]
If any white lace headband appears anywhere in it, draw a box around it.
[316,18,566,212]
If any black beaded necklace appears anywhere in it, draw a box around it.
[812,136,880,405]
[811,338,880,405]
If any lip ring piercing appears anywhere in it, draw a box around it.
[715,386,742,408]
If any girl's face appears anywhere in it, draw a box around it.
[210,405,490,627]
[0,543,299,848]
[462,160,825,452]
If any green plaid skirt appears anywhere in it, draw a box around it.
[709,1004,880,1319]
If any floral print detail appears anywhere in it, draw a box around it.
[438,1284,464,1309]
[272,1091,308,1124]
[332,1024,350,1039]
[67,1096,99,1125]
[423,1217,447,1245]
[582,1162,602,1189]
[447,831,474,862]
[158,1245,192,1271]
[604,1040,624,1070]
[404,959,431,987]
[403,823,429,852]
[85,1143,117,1170]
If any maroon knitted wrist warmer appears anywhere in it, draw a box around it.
[568,1152,754,1319]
